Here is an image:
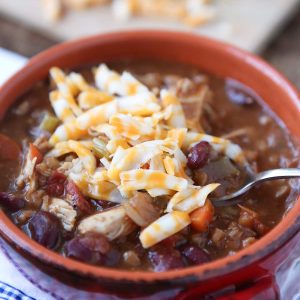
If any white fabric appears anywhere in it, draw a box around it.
[0,48,27,85]
[0,49,51,300]
[0,243,49,300]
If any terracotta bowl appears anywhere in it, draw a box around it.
[0,31,299,297]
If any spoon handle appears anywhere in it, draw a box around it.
[212,168,300,207]
[255,168,300,182]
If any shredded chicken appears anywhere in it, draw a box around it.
[36,157,60,177]
[78,205,136,240]
[123,192,160,227]
[177,81,212,132]
[26,189,49,209]
[33,136,52,154]
[48,197,77,231]
[16,151,38,195]
[58,158,84,176]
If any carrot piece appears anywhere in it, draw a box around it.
[29,143,43,164]
[190,199,214,232]
[0,133,21,161]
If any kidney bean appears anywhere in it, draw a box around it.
[0,192,25,212]
[28,211,61,249]
[65,180,92,215]
[104,248,121,267]
[181,244,210,266]
[65,232,111,265]
[160,233,188,248]
[134,241,146,258]
[148,246,185,272]
[44,171,66,197]
[187,141,210,169]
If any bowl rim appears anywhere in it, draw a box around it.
[0,30,299,283]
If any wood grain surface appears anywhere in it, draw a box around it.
[0,9,300,89]
[0,0,299,53]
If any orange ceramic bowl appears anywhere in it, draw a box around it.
[0,31,299,296]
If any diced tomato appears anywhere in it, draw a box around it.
[141,162,150,169]
[190,200,214,232]
[29,143,43,164]
[0,133,21,161]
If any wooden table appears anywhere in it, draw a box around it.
[0,9,300,89]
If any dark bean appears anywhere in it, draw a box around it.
[28,211,61,249]
[66,181,92,215]
[148,246,185,272]
[0,192,25,212]
[187,141,210,169]
[65,237,100,264]
[134,241,146,258]
[104,248,121,267]
[65,232,111,265]
[181,244,210,265]
[161,235,181,248]
[44,171,66,197]
[161,233,188,248]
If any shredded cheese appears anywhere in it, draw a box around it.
[166,183,220,213]
[120,169,188,192]
[140,211,191,248]
[43,64,251,249]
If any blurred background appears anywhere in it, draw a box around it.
[0,0,300,87]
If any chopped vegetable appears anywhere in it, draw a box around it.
[39,113,60,133]
[92,138,110,158]
[123,192,160,227]
[238,205,258,228]
[190,199,214,232]
[29,143,43,164]
[202,157,240,181]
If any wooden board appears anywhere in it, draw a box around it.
[0,0,299,53]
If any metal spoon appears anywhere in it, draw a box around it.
[211,168,300,207]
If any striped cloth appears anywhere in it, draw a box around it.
[0,281,35,300]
